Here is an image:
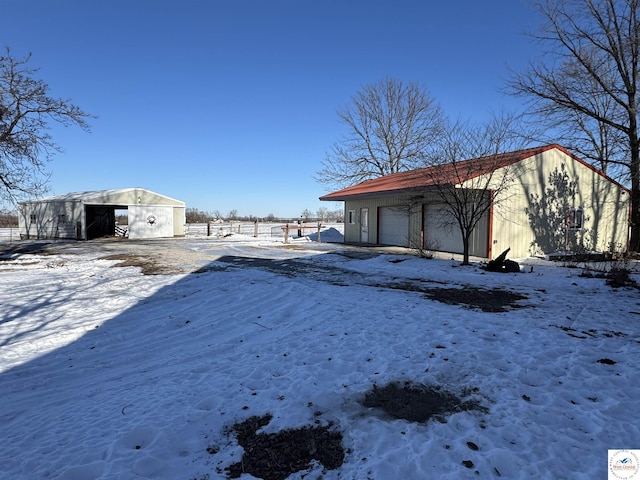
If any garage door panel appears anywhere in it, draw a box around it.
[379,207,409,247]
[424,205,463,253]
[424,204,489,257]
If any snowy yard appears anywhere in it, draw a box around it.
[1,232,639,479]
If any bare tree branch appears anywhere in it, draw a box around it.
[421,114,529,264]
[316,78,445,190]
[507,0,640,250]
[0,47,94,205]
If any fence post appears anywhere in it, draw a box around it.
[207,221,211,237]
[284,224,289,244]
[238,224,241,234]
[317,221,321,243]
[254,220,258,238]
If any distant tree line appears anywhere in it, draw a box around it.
[185,207,343,223]
[0,211,18,226]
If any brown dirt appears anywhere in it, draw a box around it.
[362,381,488,423]
[220,382,487,479]
[224,414,344,480]
[100,253,181,275]
[422,286,528,312]
[386,283,528,312]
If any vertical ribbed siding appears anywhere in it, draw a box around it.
[491,150,629,258]
[341,148,629,258]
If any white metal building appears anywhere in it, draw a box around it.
[18,188,186,240]
[320,145,630,258]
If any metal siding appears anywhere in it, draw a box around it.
[173,207,186,236]
[491,150,630,257]
[82,188,185,207]
[18,200,82,239]
[19,188,186,240]
[128,205,175,239]
[340,148,629,257]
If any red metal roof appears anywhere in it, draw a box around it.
[318,144,622,201]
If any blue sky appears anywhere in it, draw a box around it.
[4,0,538,218]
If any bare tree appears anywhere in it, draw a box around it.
[518,59,629,180]
[227,209,238,221]
[317,77,445,190]
[0,48,93,205]
[315,207,329,222]
[301,209,313,221]
[423,114,529,265]
[185,208,216,223]
[508,0,640,250]
[0,210,18,226]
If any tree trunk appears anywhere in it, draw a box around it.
[462,233,471,265]
[628,124,640,252]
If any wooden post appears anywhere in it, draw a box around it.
[207,221,211,237]
[284,224,289,244]
[317,221,321,243]
[254,220,258,238]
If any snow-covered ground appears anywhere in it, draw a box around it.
[1,232,639,480]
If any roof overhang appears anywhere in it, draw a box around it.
[319,185,445,202]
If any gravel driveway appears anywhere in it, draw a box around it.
[0,237,350,275]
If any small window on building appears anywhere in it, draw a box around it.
[566,208,584,230]
[348,210,356,224]
[29,214,36,223]
[58,214,66,223]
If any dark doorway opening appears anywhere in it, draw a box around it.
[85,205,128,240]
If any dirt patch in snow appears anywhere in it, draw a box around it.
[223,414,344,480]
[362,381,488,423]
[385,283,529,312]
[219,382,487,479]
[422,286,528,312]
[100,253,181,275]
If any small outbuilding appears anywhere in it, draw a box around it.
[18,188,186,240]
[320,145,630,259]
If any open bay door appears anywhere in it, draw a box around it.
[379,206,410,247]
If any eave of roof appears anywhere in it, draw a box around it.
[32,189,133,202]
[20,188,186,206]
[319,145,555,201]
[318,144,629,201]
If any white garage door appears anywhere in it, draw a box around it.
[424,204,463,253]
[424,203,489,257]
[378,206,409,246]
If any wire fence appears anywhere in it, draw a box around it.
[184,222,277,238]
[184,222,343,241]
[0,227,20,242]
[0,223,344,243]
